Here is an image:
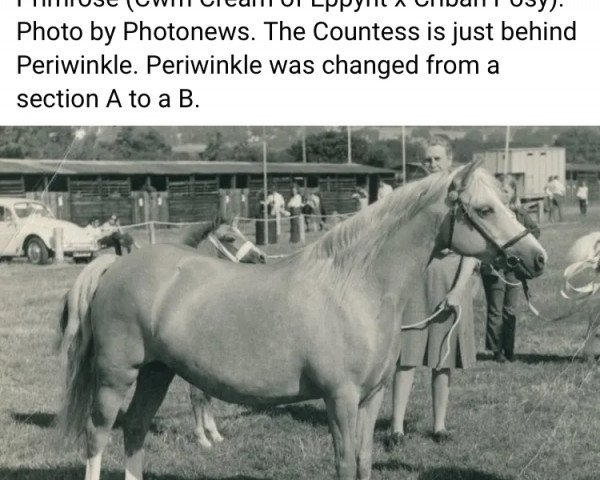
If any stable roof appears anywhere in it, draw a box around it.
[0,159,394,176]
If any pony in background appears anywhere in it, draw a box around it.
[57,163,546,480]
[56,217,266,449]
[563,231,600,361]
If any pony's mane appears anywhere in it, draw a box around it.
[180,222,218,248]
[566,232,600,265]
[300,170,452,275]
[298,166,502,291]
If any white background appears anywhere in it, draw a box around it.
[1,0,599,125]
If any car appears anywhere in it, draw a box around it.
[0,197,100,265]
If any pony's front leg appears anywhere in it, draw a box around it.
[325,387,360,480]
[355,387,385,480]
[189,385,214,448]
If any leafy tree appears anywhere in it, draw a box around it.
[201,132,227,162]
[288,129,369,164]
[102,127,172,160]
[555,127,600,164]
[0,127,75,159]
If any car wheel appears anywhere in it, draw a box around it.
[26,237,50,265]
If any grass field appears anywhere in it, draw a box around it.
[1,206,600,480]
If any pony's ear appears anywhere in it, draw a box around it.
[452,159,483,190]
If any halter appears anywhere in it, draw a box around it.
[446,190,534,279]
[208,232,257,264]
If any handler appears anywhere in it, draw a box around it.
[388,138,479,447]
[481,176,540,363]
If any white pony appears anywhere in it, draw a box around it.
[563,231,600,360]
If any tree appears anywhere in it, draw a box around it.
[555,127,600,164]
[102,127,172,160]
[0,127,75,159]
[201,132,227,162]
[288,129,369,164]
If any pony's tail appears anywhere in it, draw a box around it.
[55,254,118,445]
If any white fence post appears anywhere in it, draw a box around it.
[148,221,156,245]
[54,227,64,263]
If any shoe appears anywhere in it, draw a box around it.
[432,429,452,444]
[505,351,515,362]
[493,351,507,363]
[385,432,405,451]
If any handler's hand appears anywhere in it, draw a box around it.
[443,290,461,310]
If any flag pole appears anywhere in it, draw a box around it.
[402,126,406,185]
[504,126,511,175]
[262,127,268,245]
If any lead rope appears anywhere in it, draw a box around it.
[489,264,549,320]
[402,304,462,370]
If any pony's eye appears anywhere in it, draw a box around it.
[476,207,494,218]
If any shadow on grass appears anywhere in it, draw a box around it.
[247,404,391,431]
[476,351,579,364]
[0,466,271,480]
[373,462,508,480]
[11,412,56,429]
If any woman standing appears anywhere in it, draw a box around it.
[481,177,540,362]
[287,185,303,243]
[388,140,479,446]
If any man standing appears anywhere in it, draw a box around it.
[550,175,566,222]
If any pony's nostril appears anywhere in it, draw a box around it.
[535,253,546,270]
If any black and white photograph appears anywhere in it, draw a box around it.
[0,126,599,480]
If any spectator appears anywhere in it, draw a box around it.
[99,214,138,256]
[288,186,304,243]
[481,177,540,363]
[576,180,589,216]
[543,176,556,222]
[377,179,393,201]
[352,186,369,211]
[388,138,480,447]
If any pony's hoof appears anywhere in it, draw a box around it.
[196,436,213,449]
[432,429,452,444]
[384,432,405,452]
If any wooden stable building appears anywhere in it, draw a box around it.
[0,159,395,225]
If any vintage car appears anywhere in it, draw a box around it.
[0,197,99,264]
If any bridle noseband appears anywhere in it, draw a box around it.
[446,190,534,278]
[208,233,256,263]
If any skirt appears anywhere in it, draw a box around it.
[398,252,477,369]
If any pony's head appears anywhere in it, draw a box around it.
[439,162,547,279]
[211,215,266,264]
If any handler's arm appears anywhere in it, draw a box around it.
[444,256,479,308]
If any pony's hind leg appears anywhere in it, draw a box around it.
[86,381,135,480]
[123,362,174,480]
[189,385,217,448]
[202,395,223,444]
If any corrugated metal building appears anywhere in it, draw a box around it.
[473,147,566,199]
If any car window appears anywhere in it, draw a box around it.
[14,202,54,219]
